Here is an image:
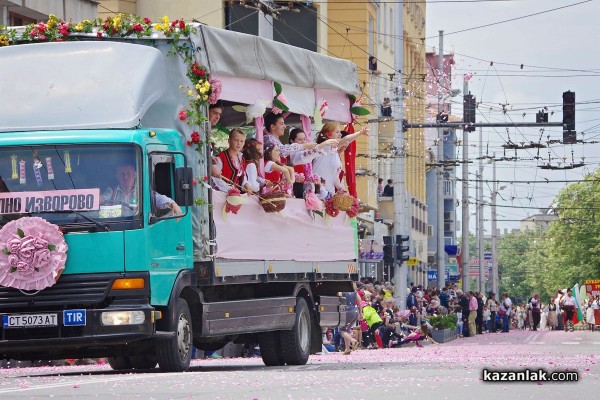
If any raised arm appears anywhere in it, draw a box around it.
[339,126,369,146]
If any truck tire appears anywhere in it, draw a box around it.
[279,297,311,365]
[258,331,284,366]
[129,354,157,370]
[156,298,192,372]
[107,356,132,371]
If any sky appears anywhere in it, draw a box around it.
[425,0,600,234]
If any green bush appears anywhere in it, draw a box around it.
[429,314,457,331]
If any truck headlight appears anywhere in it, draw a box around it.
[101,311,146,326]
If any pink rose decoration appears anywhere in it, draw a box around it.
[0,217,68,291]
[305,191,323,212]
[271,93,287,114]
[208,78,222,105]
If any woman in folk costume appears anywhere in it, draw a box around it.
[546,295,558,330]
[212,128,252,193]
[311,122,368,196]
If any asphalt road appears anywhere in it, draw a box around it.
[0,329,598,399]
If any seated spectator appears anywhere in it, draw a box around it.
[381,299,404,347]
[391,321,438,348]
[377,178,384,196]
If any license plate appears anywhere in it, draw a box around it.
[3,313,58,328]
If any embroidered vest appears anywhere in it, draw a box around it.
[217,151,246,186]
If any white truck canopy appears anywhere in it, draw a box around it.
[0,24,359,132]
[0,41,166,133]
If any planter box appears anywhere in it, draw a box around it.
[431,328,456,344]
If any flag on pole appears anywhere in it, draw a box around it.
[571,283,584,325]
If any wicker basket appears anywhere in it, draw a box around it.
[332,193,354,211]
[259,192,286,213]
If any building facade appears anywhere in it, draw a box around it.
[1,0,98,25]
[425,51,458,285]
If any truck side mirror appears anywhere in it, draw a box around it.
[174,166,193,207]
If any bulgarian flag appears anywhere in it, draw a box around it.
[571,283,585,324]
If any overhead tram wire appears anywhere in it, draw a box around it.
[302,2,599,77]
[424,0,593,39]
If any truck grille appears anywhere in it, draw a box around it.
[0,274,113,310]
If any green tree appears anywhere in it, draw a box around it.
[543,167,600,288]
[497,166,600,302]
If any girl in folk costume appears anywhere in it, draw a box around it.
[288,127,338,198]
[263,144,294,192]
[243,138,266,193]
[546,295,558,330]
[212,128,252,193]
[312,122,368,195]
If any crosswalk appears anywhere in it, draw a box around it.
[519,332,600,346]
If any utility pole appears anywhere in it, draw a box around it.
[436,31,446,291]
[478,126,485,293]
[393,3,407,309]
[491,155,498,296]
[461,79,470,293]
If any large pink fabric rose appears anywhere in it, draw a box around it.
[305,191,323,212]
[0,217,68,291]
[208,78,222,105]
[271,93,287,114]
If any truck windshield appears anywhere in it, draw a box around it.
[0,144,142,230]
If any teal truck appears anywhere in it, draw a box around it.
[0,22,359,371]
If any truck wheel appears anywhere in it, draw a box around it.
[107,356,132,371]
[156,298,192,372]
[280,297,311,365]
[129,354,157,370]
[258,331,284,366]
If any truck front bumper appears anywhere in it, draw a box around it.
[0,303,157,357]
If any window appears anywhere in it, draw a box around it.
[150,154,176,219]
[225,2,318,51]
[0,144,142,230]
[225,3,259,35]
[383,5,388,47]
[273,4,317,51]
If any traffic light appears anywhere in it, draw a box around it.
[463,94,476,132]
[383,244,394,266]
[395,235,409,262]
[562,91,575,131]
[536,110,548,123]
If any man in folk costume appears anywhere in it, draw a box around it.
[212,128,252,193]
[560,288,577,332]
